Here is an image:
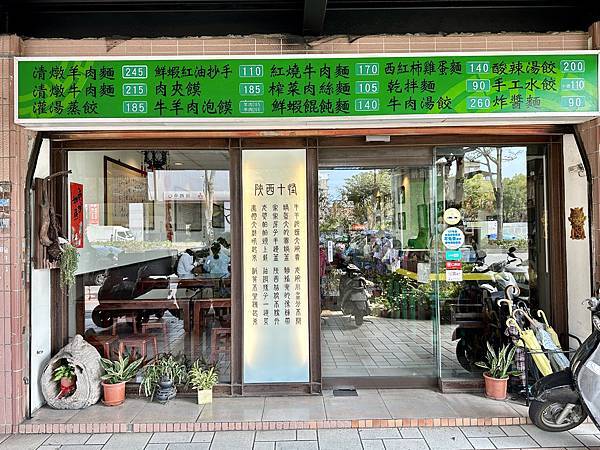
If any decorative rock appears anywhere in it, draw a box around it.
[41,334,102,409]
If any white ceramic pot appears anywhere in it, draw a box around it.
[197,389,213,405]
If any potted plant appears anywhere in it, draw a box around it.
[188,360,219,405]
[58,239,79,289]
[476,342,520,400]
[100,356,144,406]
[140,353,187,403]
[52,362,76,399]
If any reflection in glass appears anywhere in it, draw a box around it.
[319,166,437,379]
[435,146,548,383]
[69,150,231,383]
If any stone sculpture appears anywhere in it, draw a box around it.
[41,335,102,409]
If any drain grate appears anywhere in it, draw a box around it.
[333,387,358,397]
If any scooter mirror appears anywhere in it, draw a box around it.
[593,316,600,332]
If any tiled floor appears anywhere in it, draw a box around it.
[29,389,528,425]
[2,423,599,449]
[321,313,470,378]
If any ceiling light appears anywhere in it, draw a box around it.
[174,162,183,166]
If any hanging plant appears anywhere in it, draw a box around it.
[59,241,79,289]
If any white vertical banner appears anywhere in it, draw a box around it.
[242,149,309,383]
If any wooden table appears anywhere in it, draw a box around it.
[94,288,196,332]
[139,274,229,292]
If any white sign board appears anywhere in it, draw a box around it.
[446,269,464,282]
[441,227,465,250]
[242,149,309,383]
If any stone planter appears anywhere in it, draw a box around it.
[197,389,213,405]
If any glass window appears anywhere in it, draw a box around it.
[68,149,231,383]
[434,145,548,381]
[319,165,437,379]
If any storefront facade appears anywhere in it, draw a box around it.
[1,28,600,429]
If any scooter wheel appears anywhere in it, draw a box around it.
[529,400,587,432]
[91,308,114,328]
[455,339,475,373]
[355,312,364,326]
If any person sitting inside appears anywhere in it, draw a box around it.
[216,237,231,257]
[203,242,230,275]
[176,249,197,278]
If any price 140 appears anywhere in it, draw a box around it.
[355,98,379,112]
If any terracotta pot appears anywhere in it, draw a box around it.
[483,373,508,400]
[102,381,126,406]
[60,377,75,389]
[197,389,213,405]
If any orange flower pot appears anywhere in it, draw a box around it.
[483,373,508,400]
[102,381,126,406]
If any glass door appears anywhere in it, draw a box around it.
[318,164,439,381]
[434,145,549,380]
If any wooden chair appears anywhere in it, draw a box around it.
[117,334,158,361]
[141,319,169,352]
[86,334,118,358]
[112,314,138,336]
[210,328,231,364]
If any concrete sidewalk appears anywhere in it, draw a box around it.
[1,423,599,449]
[23,389,528,432]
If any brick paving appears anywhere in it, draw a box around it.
[1,423,599,449]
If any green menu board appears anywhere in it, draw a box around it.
[15,53,600,121]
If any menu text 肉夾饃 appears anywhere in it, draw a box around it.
[16,54,599,120]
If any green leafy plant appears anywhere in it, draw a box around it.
[100,356,144,384]
[188,361,219,391]
[52,363,76,381]
[475,342,520,380]
[139,353,187,399]
[59,243,79,288]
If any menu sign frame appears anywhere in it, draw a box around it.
[15,51,600,127]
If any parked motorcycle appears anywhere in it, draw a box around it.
[338,264,372,326]
[453,248,525,372]
[529,297,600,432]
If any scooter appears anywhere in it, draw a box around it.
[338,264,372,326]
[529,297,600,432]
[452,250,523,372]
